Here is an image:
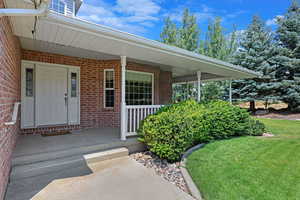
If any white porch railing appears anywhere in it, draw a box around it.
[125,105,163,136]
[5,102,20,126]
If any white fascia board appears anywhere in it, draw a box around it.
[44,12,259,78]
[0,0,49,17]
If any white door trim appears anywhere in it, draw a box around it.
[22,60,80,71]
[21,60,80,128]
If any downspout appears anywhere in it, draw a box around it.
[0,0,49,17]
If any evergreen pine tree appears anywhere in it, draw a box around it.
[267,0,300,110]
[232,15,273,111]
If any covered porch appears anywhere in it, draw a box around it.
[5,4,259,141]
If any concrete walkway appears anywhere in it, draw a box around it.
[31,157,194,200]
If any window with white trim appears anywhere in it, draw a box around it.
[104,69,114,108]
[71,72,77,97]
[126,71,153,105]
[49,0,66,15]
[25,68,34,97]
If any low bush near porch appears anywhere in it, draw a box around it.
[138,100,265,162]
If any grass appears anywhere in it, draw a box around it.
[186,118,300,200]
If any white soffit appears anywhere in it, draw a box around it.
[5,0,259,79]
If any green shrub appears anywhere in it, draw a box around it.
[138,101,205,162]
[138,100,265,162]
[247,118,266,136]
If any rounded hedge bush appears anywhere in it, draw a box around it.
[138,100,265,162]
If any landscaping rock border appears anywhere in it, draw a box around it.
[130,144,205,200]
[130,151,189,193]
[180,144,205,200]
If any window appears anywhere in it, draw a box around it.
[104,70,114,108]
[126,71,153,105]
[26,68,34,97]
[49,0,66,14]
[71,72,77,97]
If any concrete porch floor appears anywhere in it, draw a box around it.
[12,128,144,166]
[14,128,127,157]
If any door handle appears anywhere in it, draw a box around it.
[64,93,68,106]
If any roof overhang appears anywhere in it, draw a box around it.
[5,0,259,82]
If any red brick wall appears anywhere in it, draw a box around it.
[0,0,21,198]
[159,71,173,104]
[22,50,172,133]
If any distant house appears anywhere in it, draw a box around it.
[0,0,258,199]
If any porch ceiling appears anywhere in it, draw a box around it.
[5,0,259,82]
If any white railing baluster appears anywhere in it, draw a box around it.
[129,108,132,133]
[133,108,136,133]
[125,105,163,136]
[137,108,140,129]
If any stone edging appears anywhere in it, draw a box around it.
[180,144,205,200]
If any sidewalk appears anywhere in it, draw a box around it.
[31,157,194,200]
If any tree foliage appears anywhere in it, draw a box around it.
[178,8,200,51]
[160,16,178,46]
[160,14,237,102]
[160,9,200,101]
[200,17,238,61]
[267,0,300,110]
[160,2,300,111]
[199,17,238,102]
[232,15,274,111]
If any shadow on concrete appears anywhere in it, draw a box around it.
[5,157,93,200]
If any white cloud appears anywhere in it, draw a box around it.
[164,4,214,23]
[79,3,114,16]
[266,15,284,26]
[163,3,246,25]
[114,0,161,17]
[77,0,161,34]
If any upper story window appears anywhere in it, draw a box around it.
[49,0,66,15]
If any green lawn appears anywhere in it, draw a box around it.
[186,118,300,200]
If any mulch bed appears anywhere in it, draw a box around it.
[130,151,189,194]
[254,111,300,121]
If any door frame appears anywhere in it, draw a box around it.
[21,60,80,128]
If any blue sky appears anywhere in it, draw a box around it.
[77,0,292,40]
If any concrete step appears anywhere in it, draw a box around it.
[84,147,129,165]
[12,138,145,167]
[10,147,129,181]
[10,155,86,181]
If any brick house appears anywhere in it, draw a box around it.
[0,0,258,199]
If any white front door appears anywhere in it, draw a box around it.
[36,65,68,126]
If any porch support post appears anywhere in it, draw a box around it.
[197,71,202,102]
[120,56,127,141]
[185,81,188,100]
[229,79,232,104]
